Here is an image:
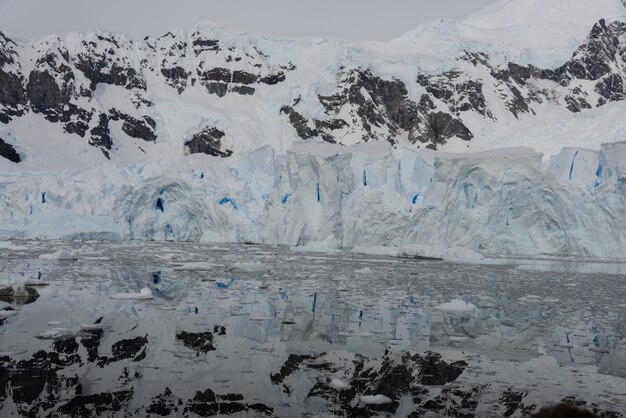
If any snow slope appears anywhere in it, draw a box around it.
[465,0,626,29]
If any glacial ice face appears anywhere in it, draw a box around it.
[0,141,623,259]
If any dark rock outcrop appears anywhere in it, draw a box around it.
[0,136,20,162]
[184,127,232,157]
[109,109,157,142]
[283,68,473,148]
[89,113,113,157]
[280,104,319,140]
[161,66,188,93]
[75,35,146,91]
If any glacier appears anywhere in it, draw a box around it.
[0,140,623,259]
[0,0,626,260]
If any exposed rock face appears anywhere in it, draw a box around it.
[185,127,232,157]
[0,136,20,162]
[73,34,146,91]
[282,68,473,149]
[2,20,626,160]
[160,66,188,94]
[0,28,292,159]
[280,103,320,140]
[109,109,157,142]
[89,113,113,158]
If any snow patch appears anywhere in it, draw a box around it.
[359,395,393,405]
[329,378,351,390]
[436,299,477,313]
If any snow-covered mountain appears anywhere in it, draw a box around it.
[0,0,624,258]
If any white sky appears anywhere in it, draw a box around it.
[0,0,495,41]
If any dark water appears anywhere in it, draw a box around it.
[0,240,624,417]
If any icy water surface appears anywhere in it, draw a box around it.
[0,240,625,417]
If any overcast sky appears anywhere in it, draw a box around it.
[0,0,495,41]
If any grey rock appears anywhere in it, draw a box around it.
[160,66,188,93]
[0,70,25,107]
[259,72,286,85]
[185,127,232,157]
[26,71,67,107]
[230,85,255,95]
[0,136,20,163]
[109,109,157,142]
[192,37,220,56]
[206,82,228,97]
[89,113,113,158]
[280,105,318,139]
[231,70,258,85]
[200,67,231,83]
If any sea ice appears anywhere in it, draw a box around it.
[36,327,78,340]
[39,250,78,261]
[227,262,271,273]
[110,287,154,300]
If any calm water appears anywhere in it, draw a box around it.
[0,240,625,417]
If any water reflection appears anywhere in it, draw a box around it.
[0,240,624,415]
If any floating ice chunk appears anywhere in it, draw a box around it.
[227,262,271,273]
[329,378,351,390]
[39,250,78,261]
[448,336,470,342]
[110,287,153,300]
[36,327,78,340]
[436,299,477,312]
[359,395,393,405]
[337,332,374,337]
[24,280,49,287]
[80,323,104,330]
[0,241,27,251]
[249,316,275,321]
[216,277,235,288]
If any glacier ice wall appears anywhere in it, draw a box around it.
[0,141,624,259]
